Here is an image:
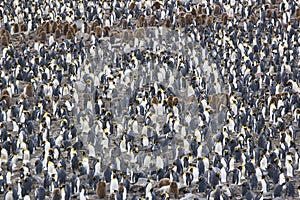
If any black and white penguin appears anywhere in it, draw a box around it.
[250,172,258,190]
[183,171,193,186]
[71,172,80,194]
[79,184,87,200]
[273,183,283,198]
[198,175,207,193]
[4,186,17,200]
[285,177,295,197]
[110,174,119,194]
[35,160,43,175]
[21,176,34,197]
[208,187,222,200]
[145,179,152,199]
[261,175,270,194]
[286,159,294,178]
[35,186,45,200]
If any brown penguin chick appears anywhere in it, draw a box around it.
[17,33,26,46]
[96,180,107,199]
[55,28,61,39]
[52,188,61,199]
[158,178,171,188]
[63,23,69,35]
[44,21,51,33]
[152,97,159,105]
[128,2,136,10]
[4,29,10,41]
[58,22,65,32]
[69,26,76,35]
[66,30,73,39]
[0,29,5,35]
[213,5,221,15]
[141,15,148,27]
[148,14,157,26]
[169,181,179,198]
[296,8,300,18]
[103,26,110,37]
[191,7,197,16]
[50,21,58,33]
[152,1,161,10]
[122,19,128,29]
[1,89,10,96]
[195,16,204,26]
[36,26,44,36]
[118,182,125,194]
[39,31,47,42]
[20,93,26,100]
[271,0,277,4]
[91,21,99,31]
[167,95,174,107]
[200,14,207,23]
[137,15,145,28]
[205,16,213,26]
[172,97,178,106]
[1,35,9,46]
[198,5,203,15]
[269,96,278,110]
[1,89,10,97]
[185,13,193,26]
[221,13,228,25]
[20,23,27,32]
[95,26,102,37]
[266,9,273,18]
[249,15,256,23]
[12,23,19,34]
[110,30,121,37]
[143,20,148,28]
[165,17,172,28]
[71,23,78,33]
[24,82,34,97]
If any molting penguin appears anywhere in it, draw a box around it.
[96,179,107,199]
[168,181,179,198]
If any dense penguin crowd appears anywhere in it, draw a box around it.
[0,0,300,199]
